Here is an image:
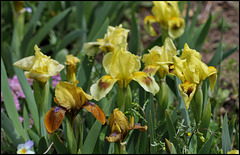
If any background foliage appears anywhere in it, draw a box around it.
[1,1,239,154]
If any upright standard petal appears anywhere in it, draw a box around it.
[55,81,92,110]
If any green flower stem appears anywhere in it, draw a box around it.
[117,84,132,112]
[35,80,50,140]
[66,117,77,154]
[11,3,25,59]
[114,141,127,154]
[160,27,169,44]
[191,85,203,125]
[120,141,127,154]
[158,79,169,121]
[114,142,120,154]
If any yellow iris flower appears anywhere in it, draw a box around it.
[97,24,129,53]
[90,48,160,101]
[170,43,217,109]
[45,80,105,133]
[83,24,129,56]
[142,37,177,79]
[105,108,147,143]
[13,45,64,83]
[144,1,185,39]
[65,54,80,83]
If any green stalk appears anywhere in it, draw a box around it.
[158,79,169,121]
[117,83,132,112]
[191,84,203,125]
[120,141,127,154]
[11,2,25,59]
[114,141,127,154]
[39,81,50,140]
[160,27,169,44]
[114,142,120,154]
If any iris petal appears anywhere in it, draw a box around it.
[90,75,118,101]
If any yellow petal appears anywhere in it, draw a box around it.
[13,45,64,83]
[184,54,209,84]
[65,54,80,65]
[144,15,157,36]
[142,49,161,67]
[98,24,129,53]
[163,37,177,60]
[132,71,159,95]
[82,102,106,125]
[152,1,168,26]
[55,81,91,110]
[181,43,202,60]
[208,66,217,91]
[24,71,52,83]
[142,65,160,77]
[90,75,118,101]
[172,56,186,82]
[103,50,140,86]
[168,17,185,39]
[156,61,174,78]
[13,56,35,71]
[178,82,197,110]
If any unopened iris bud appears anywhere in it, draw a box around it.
[65,55,80,83]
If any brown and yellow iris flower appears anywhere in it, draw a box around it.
[105,108,147,143]
[44,80,105,133]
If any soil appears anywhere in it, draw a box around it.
[137,1,239,120]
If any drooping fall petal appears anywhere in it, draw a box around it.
[132,72,159,95]
[178,82,197,110]
[168,16,185,39]
[105,133,122,143]
[90,75,118,101]
[208,66,217,91]
[142,65,160,77]
[143,15,157,36]
[82,102,106,125]
[44,106,66,133]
